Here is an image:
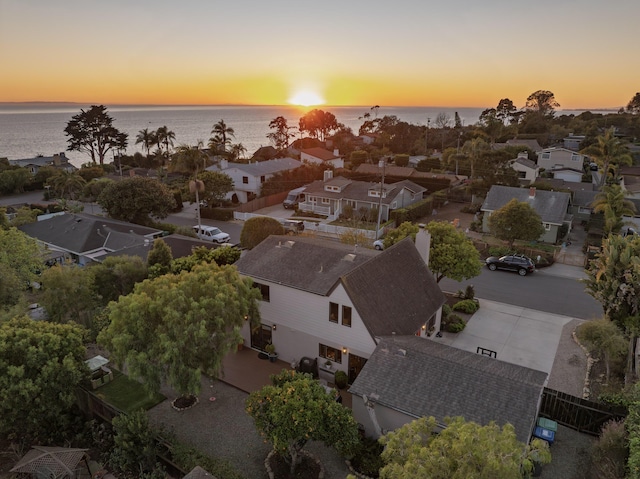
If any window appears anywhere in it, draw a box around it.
[329,302,339,323]
[542,152,550,159]
[253,282,270,302]
[242,176,248,184]
[260,175,266,183]
[391,201,397,209]
[342,306,352,327]
[544,223,551,231]
[322,198,330,205]
[319,343,342,363]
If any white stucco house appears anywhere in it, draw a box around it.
[300,147,345,168]
[510,152,540,183]
[209,157,301,203]
[235,232,445,385]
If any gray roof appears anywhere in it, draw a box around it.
[98,234,219,262]
[183,466,217,479]
[236,236,377,296]
[236,236,445,338]
[349,335,547,442]
[513,157,537,169]
[482,185,570,225]
[18,213,162,256]
[342,238,445,337]
[303,176,425,206]
[224,157,301,176]
[572,189,598,207]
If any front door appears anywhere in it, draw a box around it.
[348,353,368,384]
[251,324,272,351]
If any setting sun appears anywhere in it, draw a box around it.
[288,90,325,107]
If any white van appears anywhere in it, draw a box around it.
[283,187,306,209]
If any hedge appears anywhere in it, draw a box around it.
[201,207,234,221]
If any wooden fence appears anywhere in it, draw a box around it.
[538,387,627,436]
[233,191,289,213]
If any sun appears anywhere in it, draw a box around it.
[287,90,325,107]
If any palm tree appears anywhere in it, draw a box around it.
[581,128,633,188]
[135,128,154,157]
[461,137,489,180]
[155,126,176,159]
[210,120,235,153]
[591,184,636,235]
[229,143,247,161]
[47,171,87,201]
[171,144,211,229]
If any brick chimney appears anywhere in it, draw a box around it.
[333,148,340,157]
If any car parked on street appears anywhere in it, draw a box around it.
[192,225,230,243]
[281,219,305,235]
[485,254,535,276]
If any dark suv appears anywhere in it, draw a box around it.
[485,254,535,276]
[282,219,305,235]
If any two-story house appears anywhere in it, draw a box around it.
[9,152,77,175]
[509,152,540,184]
[299,171,426,220]
[537,147,587,183]
[300,147,345,168]
[209,157,301,203]
[235,232,445,384]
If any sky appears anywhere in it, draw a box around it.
[1,0,639,109]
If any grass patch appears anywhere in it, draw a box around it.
[93,369,165,413]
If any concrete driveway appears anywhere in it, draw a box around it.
[436,299,578,374]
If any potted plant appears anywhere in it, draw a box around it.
[334,370,348,389]
[324,359,332,370]
[265,343,278,362]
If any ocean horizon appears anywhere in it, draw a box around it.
[0,103,617,168]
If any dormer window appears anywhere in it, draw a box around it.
[325,185,341,192]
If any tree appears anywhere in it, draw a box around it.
[0,168,30,195]
[298,109,340,141]
[581,128,633,188]
[393,154,410,167]
[379,416,551,479]
[147,238,173,278]
[136,128,156,156]
[576,319,626,384]
[64,105,128,165]
[0,227,43,309]
[40,263,97,325]
[350,150,369,169]
[210,119,235,153]
[47,170,87,200]
[525,90,560,117]
[98,262,261,400]
[9,205,38,227]
[426,221,482,283]
[461,137,490,179]
[90,255,149,305]
[109,410,163,477]
[198,170,234,206]
[171,245,241,274]
[488,199,545,248]
[267,116,296,150]
[155,125,176,159]
[97,176,176,225]
[383,222,419,249]
[0,317,87,442]
[591,184,636,235]
[229,143,247,161]
[627,92,640,114]
[240,216,285,249]
[246,370,360,476]
[496,98,517,125]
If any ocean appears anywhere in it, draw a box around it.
[0,104,608,168]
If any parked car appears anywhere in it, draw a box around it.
[485,254,535,276]
[283,187,306,209]
[192,225,230,243]
[282,219,304,235]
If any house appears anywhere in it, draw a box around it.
[563,134,586,151]
[235,233,446,384]
[537,147,587,181]
[349,335,547,442]
[8,152,77,175]
[98,234,223,263]
[509,152,540,184]
[533,178,597,223]
[209,157,302,203]
[299,171,426,220]
[481,185,572,243]
[618,166,640,200]
[18,213,163,265]
[300,147,345,168]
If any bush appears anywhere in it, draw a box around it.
[488,246,511,257]
[334,370,348,389]
[442,304,452,318]
[452,299,479,314]
[350,436,384,478]
[461,203,482,214]
[456,285,475,300]
[201,207,234,221]
[589,419,628,479]
[443,314,465,333]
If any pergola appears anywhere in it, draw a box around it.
[10,446,89,478]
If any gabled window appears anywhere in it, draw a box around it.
[242,176,249,184]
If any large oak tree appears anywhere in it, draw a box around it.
[426,221,482,283]
[488,199,545,248]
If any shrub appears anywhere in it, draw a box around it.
[334,370,348,389]
[590,419,628,479]
[488,246,511,257]
[461,203,482,214]
[350,436,384,478]
[452,299,479,314]
[442,304,452,318]
[201,207,234,221]
[443,314,465,333]
[463,285,475,300]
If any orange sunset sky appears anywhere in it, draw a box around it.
[1,0,638,110]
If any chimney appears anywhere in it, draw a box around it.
[333,148,340,157]
[220,158,229,170]
[529,186,536,198]
[415,223,431,266]
[323,170,333,182]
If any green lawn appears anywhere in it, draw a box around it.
[93,369,166,413]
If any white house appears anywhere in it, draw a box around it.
[235,233,445,385]
[537,147,587,182]
[210,157,301,203]
[300,147,345,168]
[509,152,540,183]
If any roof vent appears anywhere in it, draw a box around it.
[277,241,282,248]
[285,240,295,248]
[344,253,356,262]
[396,349,407,357]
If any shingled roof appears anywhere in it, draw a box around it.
[342,238,445,337]
[482,185,570,225]
[349,335,547,442]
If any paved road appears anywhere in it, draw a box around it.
[439,266,602,320]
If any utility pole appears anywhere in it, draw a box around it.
[425,118,431,155]
[456,131,462,176]
[375,159,386,239]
